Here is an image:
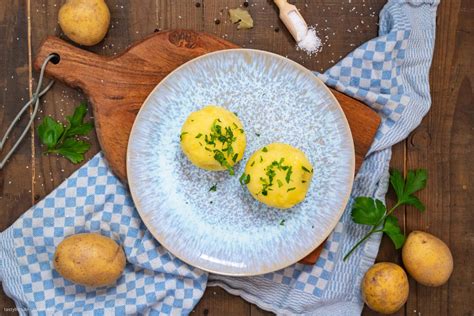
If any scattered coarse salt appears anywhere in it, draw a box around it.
[287,11,322,56]
[296,26,321,56]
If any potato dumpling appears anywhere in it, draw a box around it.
[362,262,409,314]
[402,231,453,287]
[59,0,111,46]
[242,143,313,209]
[54,233,126,287]
[180,105,246,174]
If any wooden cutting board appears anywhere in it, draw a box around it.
[33,30,380,265]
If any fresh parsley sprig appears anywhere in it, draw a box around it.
[37,103,93,164]
[343,169,427,261]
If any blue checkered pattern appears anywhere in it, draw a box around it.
[1,0,438,315]
[262,222,343,297]
[320,29,411,140]
[1,155,207,315]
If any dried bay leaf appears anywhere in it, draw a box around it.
[228,8,254,29]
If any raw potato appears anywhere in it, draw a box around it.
[59,0,111,46]
[244,143,313,209]
[180,105,246,172]
[54,233,126,287]
[362,262,409,314]
[402,231,453,287]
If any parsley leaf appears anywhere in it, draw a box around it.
[343,168,428,261]
[37,103,93,164]
[351,197,386,226]
[390,169,427,211]
[38,117,64,149]
[209,184,217,192]
[64,103,93,137]
[383,215,406,249]
[52,139,91,164]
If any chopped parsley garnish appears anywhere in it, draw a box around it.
[302,166,312,173]
[302,180,307,183]
[239,173,251,185]
[279,219,285,226]
[180,132,188,140]
[213,150,234,175]
[262,147,268,152]
[250,160,255,167]
[285,166,293,184]
[259,158,293,196]
[233,112,239,116]
[202,119,239,175]
[255,133,261,137]
[195,133,202,138]
[209,184,217,192]
[287,187,296,192]
[260,156,263,163]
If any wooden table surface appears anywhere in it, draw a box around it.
[0,1,472,315]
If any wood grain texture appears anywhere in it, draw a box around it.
[2,0,472,315]
[403,0,473,315]
[0,0,31,312]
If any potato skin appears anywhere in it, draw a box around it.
[362,262,409,314]
[54,233,126,287]
[402,231,453,287]
[58,0,111,46]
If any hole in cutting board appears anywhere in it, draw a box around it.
[50,53,60,64]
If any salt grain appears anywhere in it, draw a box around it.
[297,27,321,56]
[287,11,322,56]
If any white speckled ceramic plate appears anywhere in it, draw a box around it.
[127,49,355,276]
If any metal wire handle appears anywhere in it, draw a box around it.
[0,54,56,169]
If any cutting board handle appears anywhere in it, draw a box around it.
[33,36,108,92]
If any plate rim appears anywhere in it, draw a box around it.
[127,48,355,276]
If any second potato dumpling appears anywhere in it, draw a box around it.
[180,105,246,174]
[242,143,313,209]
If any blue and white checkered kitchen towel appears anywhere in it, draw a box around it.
[0,0,438,315]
